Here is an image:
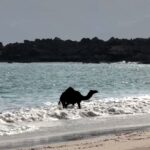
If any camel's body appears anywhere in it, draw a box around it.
[59,87,98,109]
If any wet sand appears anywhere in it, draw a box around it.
[1,114,150,150]
[25,130,150,150]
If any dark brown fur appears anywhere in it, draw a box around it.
[58,87,98,109]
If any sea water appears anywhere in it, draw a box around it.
[0,62,150,135]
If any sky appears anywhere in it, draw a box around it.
[0,0,150,44]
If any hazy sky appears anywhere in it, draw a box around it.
[0,0,150,44]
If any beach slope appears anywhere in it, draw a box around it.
[1,114,150,150]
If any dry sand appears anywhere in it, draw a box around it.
[24,130,150,150]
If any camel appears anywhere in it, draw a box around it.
[58,87,98,109]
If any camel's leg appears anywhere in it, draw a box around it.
[65,103,68,108]
[62,104,65,108]
[62,101,67,108]
[77,102,81,109]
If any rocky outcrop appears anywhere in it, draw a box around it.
[1,37,150,63]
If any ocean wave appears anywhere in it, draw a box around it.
[1,95,150,123]
[1,95,150,135]
[0,123,38,136]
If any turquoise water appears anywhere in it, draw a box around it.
[0,62,150,111]
[1,62,150,135]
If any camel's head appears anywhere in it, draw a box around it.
[89,90,98,95]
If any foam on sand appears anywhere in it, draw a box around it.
[0,95,150,135]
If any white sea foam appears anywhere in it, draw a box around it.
[0,124,38,136]
[1,95,150,136]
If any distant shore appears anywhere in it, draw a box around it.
[1,37,150,63]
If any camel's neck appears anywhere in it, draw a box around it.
[82,92,94,100]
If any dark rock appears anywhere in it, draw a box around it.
[0,37,150,63]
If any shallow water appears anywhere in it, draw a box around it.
[0,62,150,135]
[1,62,150,110]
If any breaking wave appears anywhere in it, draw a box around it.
[1,95,150,135]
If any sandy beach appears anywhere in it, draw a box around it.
[21,131,150,150]
[0,114,150,150]
[24,130,150,150]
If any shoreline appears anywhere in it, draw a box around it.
[0,114,150,149]
[24,129,150,150]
